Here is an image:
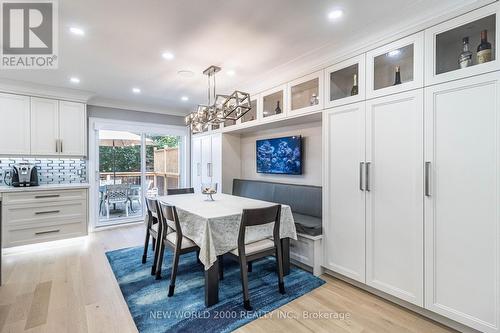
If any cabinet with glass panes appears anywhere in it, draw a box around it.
[425,3,498,85]
[325,54,365,108]
[241,97,258,124]
[262,85,286,119]
[288,71,323,114]
[366,32,424,99]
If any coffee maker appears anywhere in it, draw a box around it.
[11,164,39,187]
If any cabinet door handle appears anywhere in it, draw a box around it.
[35,229,60,236]
[197,163,201,177]
[35,210,60,215]
[60,140,63,153]
[207,163,212,177]
[365,162,371,192]
[359,162,365,191]
[425,161,431,197]
[56,140,59,153]
[35,194,60,199]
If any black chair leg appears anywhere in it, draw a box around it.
[168,247,180,297]
[152,238,156,252]
[142,229,150,264]
[275,245,285,294]
[155,239,166,280]
[217,255,224,280]
[239,257,252,311]
[247,261,252,273]
[196,249,201,264]
[151,237,160,276]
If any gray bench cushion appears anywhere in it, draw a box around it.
[232,179,322,236]
[293,213,322,236]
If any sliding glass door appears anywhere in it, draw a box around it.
[89,120,187,228]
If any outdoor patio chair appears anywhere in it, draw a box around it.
[104,184,130,219]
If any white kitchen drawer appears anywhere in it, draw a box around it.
[2,189,87,206]
[4,200,86,228]
[5,220,86,247]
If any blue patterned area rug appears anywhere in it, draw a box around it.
[105,245,324,333]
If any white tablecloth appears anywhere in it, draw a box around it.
[156,193,297,269]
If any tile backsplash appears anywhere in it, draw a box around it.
[0,158,87,185]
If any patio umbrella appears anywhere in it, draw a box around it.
[99,130,154,183]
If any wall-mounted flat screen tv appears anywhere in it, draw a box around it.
[256,135,302,175]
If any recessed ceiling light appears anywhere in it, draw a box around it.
[69,27,85,36]
[387,49,401,57]
[162,51,175,60]
[226,70,236,76]
[177,70,195,78]
[70,77,80,84]
[328,9,344,20]
[181,96,189,101]
[132,87,141,94]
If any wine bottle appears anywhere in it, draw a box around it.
[393,66,402,85]
[310,94,318,106]
[350,74,359,96]
[275,101,282,114]
[458,37,473,69]
[477,30,492,64]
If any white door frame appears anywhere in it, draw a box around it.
[88,117,189,231]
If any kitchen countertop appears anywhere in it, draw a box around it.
[0,183,90,194]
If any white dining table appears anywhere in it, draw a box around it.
[157,192,297,306]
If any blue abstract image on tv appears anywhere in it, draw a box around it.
[256,136,302,175]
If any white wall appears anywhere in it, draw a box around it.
[240,122,322,186]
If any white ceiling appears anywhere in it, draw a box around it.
[0,0,483,116]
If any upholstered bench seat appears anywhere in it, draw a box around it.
[232,179,322,237]
[293,213,322,236]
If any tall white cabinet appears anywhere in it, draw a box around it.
[324,91,424,306]
[323,102,366,283]
[424,72,500,333]
[365,90,424,306]
[192,133,222,193]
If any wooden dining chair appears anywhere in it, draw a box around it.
[156,201,200,297]
[143,197,160,275]
[167,187,194,195]
[223,205,285,311]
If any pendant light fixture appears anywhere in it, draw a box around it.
[185,65,252,133]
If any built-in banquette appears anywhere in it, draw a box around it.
[192,2,500,332]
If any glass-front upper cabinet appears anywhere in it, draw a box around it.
[324,54,365,108]
[366,32,424,99]
[261,84,287,120]
[287,71,323,115]
[425,2,499,85]
[241,95,259,124]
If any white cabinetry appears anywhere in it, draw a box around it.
[424,72,500,333]
[0,93,30,155]
[31,97,59,155]
[192,133,221,193]
[324,91,424,306]
[366,32,424,99]
[365,90,424,306]
[323,102,366,283]
[2,188,88,247]
[59,101,86,156]
[0,93,86,156]
[31,98,86,156]
[425,2,499,86]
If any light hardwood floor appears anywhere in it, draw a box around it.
[0,224,455,333]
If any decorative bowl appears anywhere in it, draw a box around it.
[201,183,217,201]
